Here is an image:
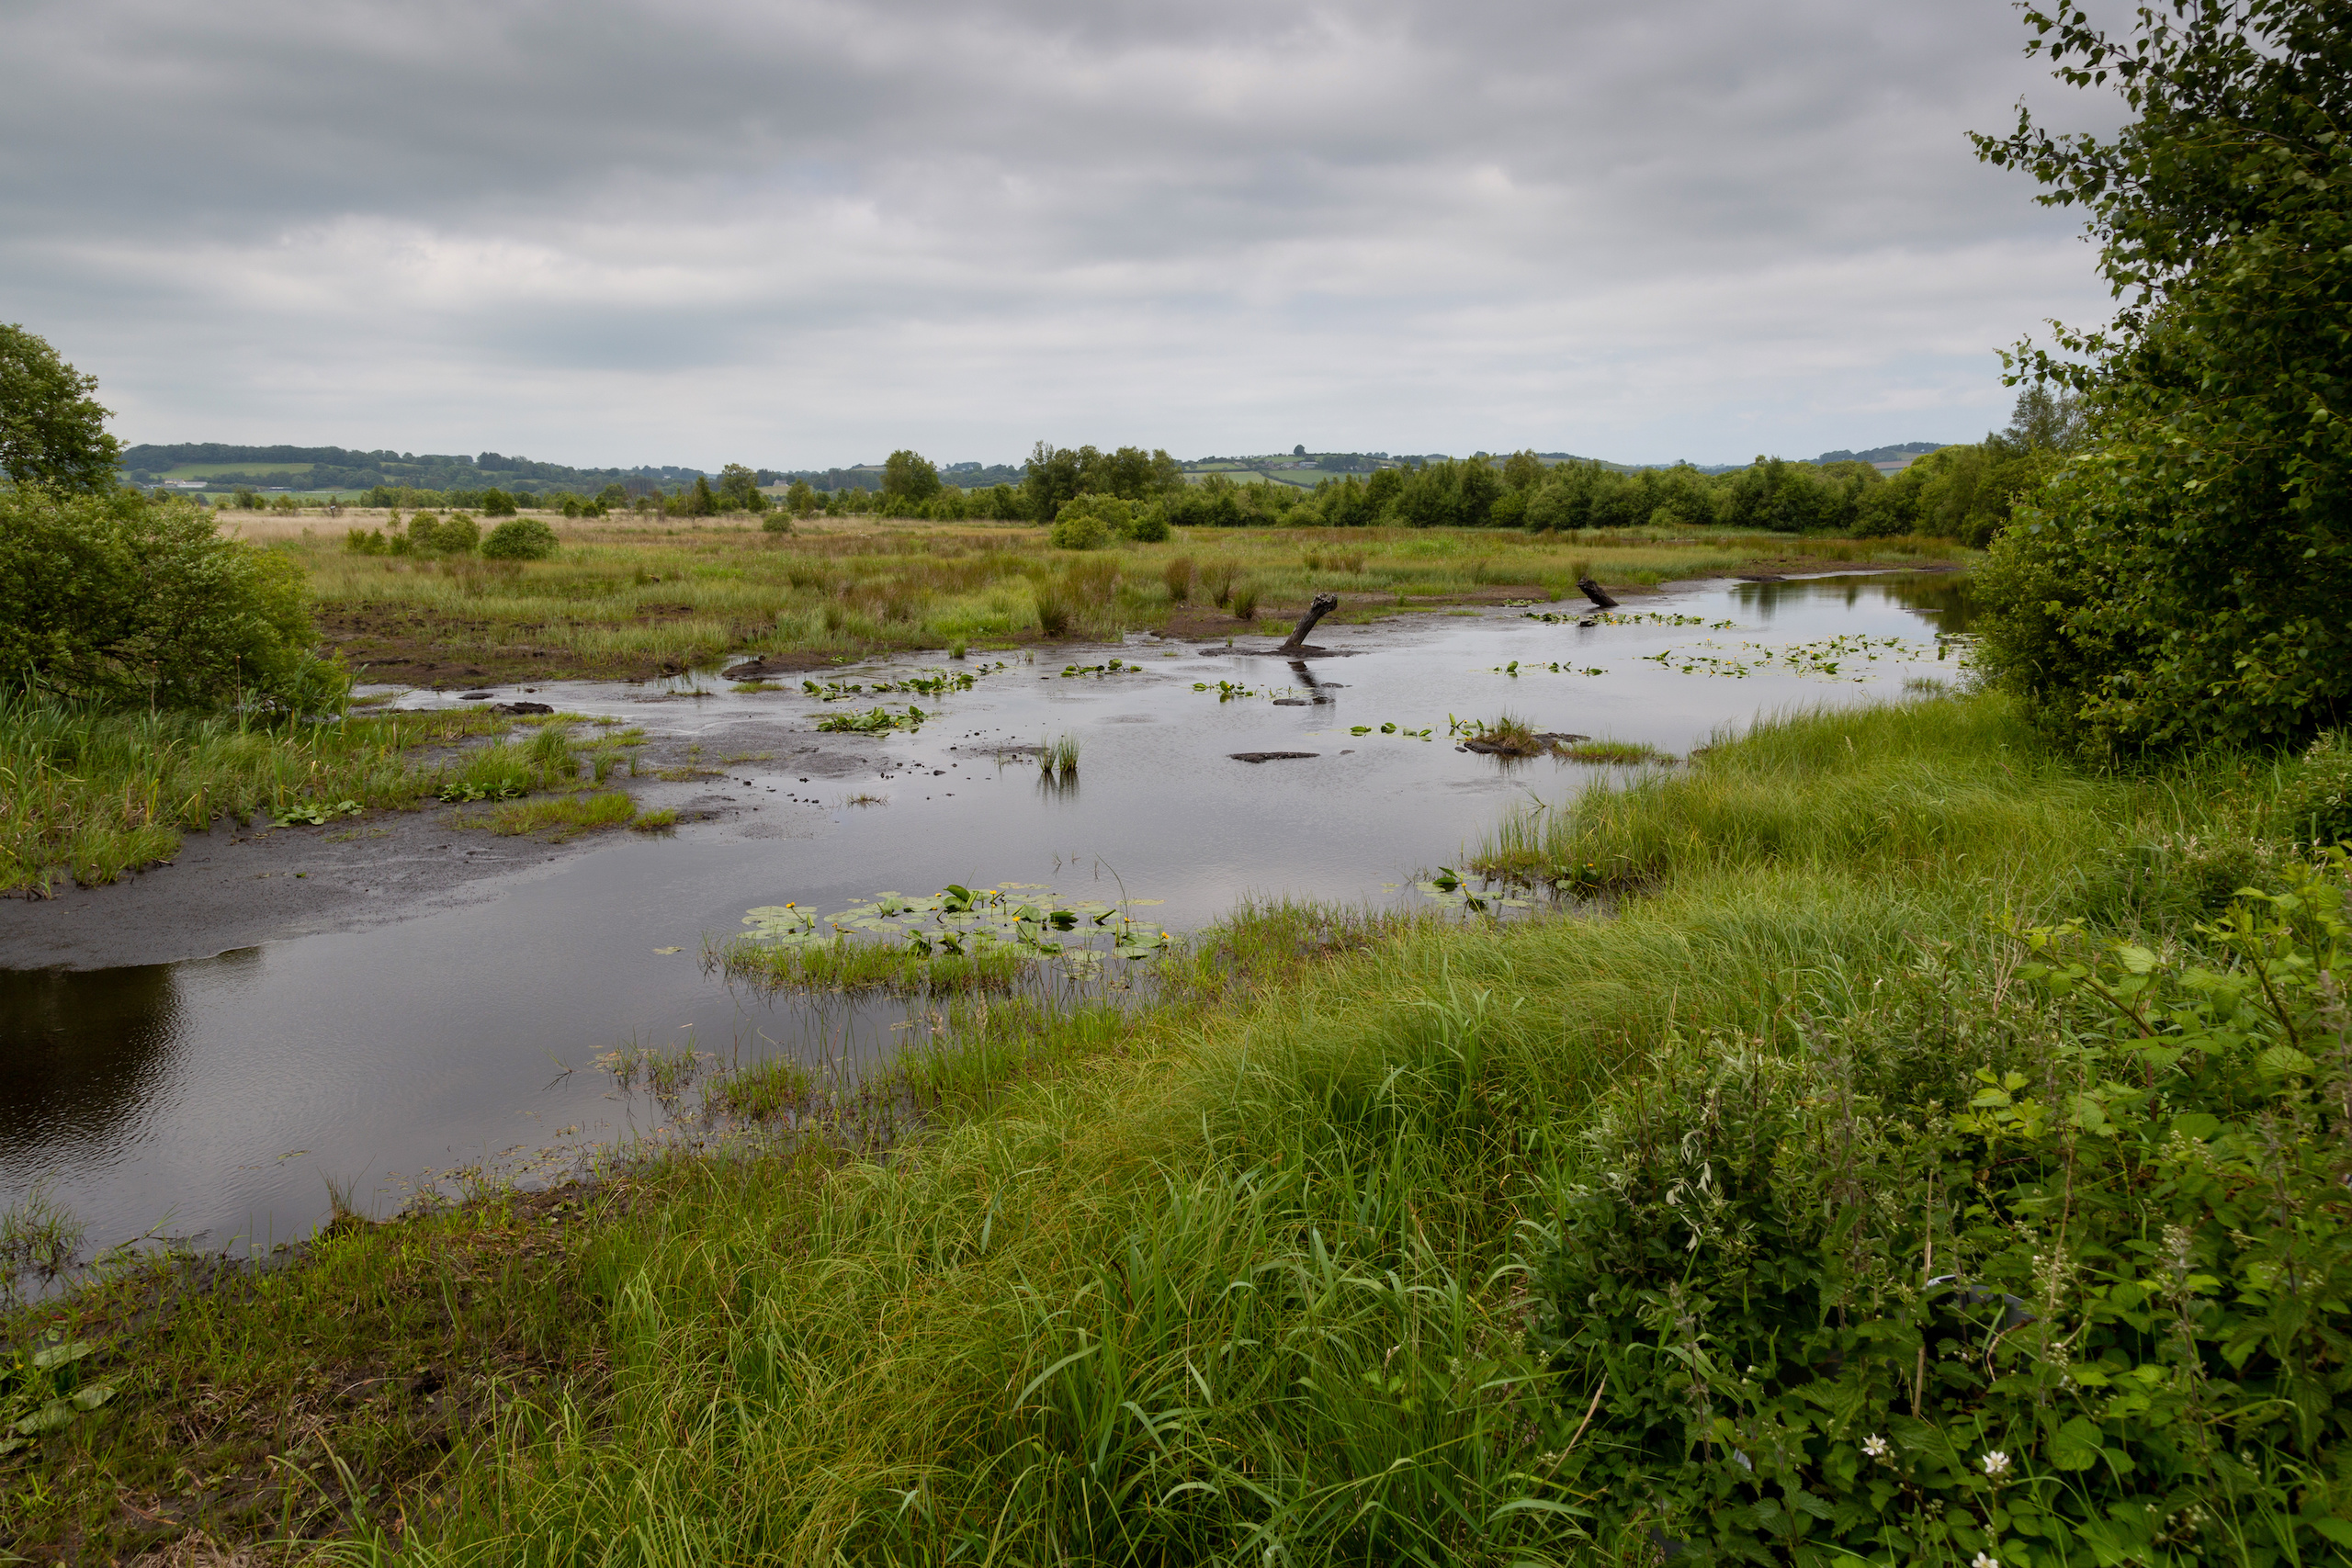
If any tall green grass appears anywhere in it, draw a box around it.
[14,693,2294,1563]
[358,694,2258,1563]
[0,694,521,893]
[298,515,1967,676]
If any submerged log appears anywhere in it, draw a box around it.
[1577,577,1619,610]
[1279,592,1341,653]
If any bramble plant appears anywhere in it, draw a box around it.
[1532,851,2352,1565]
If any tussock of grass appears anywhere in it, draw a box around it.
[701,1057,814,1122]
[12,694,2284,1563]
[484,790,637,840]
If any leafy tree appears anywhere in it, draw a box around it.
[880,450,941,511]
[0,325,121,494]
[1970,0,2352,752]
[2006,383,2086,452]
[0,488,342,710]
[1023,442,1085,523]
[714,464,768,513]
[1500,449,1547,491]
[480,489,518,517]
[784,479,819,517]
[594,482,629,509]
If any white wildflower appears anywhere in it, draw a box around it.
[1980,1450,2012,1479]
[1861,1434,1892,1461]
[1973,1554,2000,1568]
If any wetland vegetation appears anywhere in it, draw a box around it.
[6,2,2352,1558]
[6,691,2349,1563]
[300,514,1964,685]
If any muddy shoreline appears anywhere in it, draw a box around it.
[0,716,890,971]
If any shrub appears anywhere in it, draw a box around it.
[407,513,478,557]
[1049,511,1109,550]
[1532,859,2352,1565]
[760,513,794,535]
[480,489,518,517]
[1126,502,1171,543]
[1049,496,1119,550]
[0,487,344,711]
[481,516,558,560]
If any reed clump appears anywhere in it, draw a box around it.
[1039,732,1080,780]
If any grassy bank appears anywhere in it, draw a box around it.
[254,513,1965,683]
[0,698,645,895]
[6,692,2343,1563]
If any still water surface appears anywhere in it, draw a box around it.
[0,572,1970,1258]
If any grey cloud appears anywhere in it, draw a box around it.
[1,0,2124,464]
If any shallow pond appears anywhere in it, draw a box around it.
[0,571,1970,1264]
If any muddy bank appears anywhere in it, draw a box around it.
[0,715,890,971]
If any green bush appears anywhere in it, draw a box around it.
[405,512,478,557]
[0,487,345,711]
[480,489,518,517]
[1048,498,1115,550]
[759,513,794,535]
[1532,856,2352,1566]
[1126,502,1171,542]
[481,516,558,560]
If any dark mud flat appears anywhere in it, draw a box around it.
[1,572,1973,1262]
[0,722,895,970]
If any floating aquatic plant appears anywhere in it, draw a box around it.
[816,705,930,733]
[715,882,1171,996]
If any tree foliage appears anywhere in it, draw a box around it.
[880,450,941,508]
[0,488,342,711]
[0,324,122,494]
[1969,0,2352,752]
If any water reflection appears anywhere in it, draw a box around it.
[0,955,256,1170]
[0,572,1969,1258]
[1734,570,1976,636]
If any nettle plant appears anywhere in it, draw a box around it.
[1531,852,2352,1566]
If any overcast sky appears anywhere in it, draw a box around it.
[0,0,2122,469]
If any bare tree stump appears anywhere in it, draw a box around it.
[1577,576,1619,610]
[1279,592,1340,653]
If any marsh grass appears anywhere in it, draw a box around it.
[716,935,1029,997]
[300,513,1964,678]
[483,791,638,840]
[16,693,2279,1566]
[0,693,517,893]
[1556,739,1673,764]
[0,1184,85,1307]
[1041,731,1080,779]
[1230,579,1261,620]
[701,1056,815,1122]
